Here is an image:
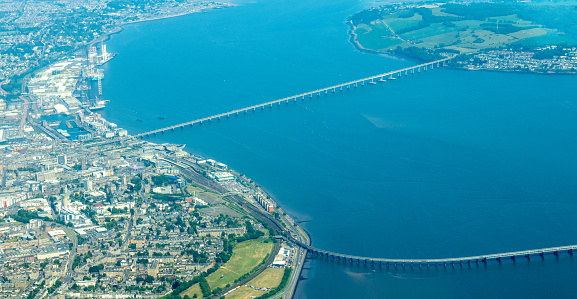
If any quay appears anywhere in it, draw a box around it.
[134,57,452,138]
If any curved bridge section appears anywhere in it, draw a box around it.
[134,57,452,138]
[276,236,577,268]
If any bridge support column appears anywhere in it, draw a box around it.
[569,249,573,255]
[554,251,559,257]
[354,83,357,88]
[340,86,342,91]
[333,88,335,93]
[539,252,544,258]
[405,70,408,76]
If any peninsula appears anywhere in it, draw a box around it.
[349,2,577,73]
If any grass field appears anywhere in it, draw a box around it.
[382,13,423,32]
[399,23,456,41]
[354,25,402,50]
[182,239,274,298]
[352,3,576,54]
[226,268,285,299]
[509,28,548,40]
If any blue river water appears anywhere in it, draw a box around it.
[99,0,577,297]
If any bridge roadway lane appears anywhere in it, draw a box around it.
[134,57,452,138]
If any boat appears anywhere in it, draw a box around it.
[158,116,166,120]
[136,119,143,122]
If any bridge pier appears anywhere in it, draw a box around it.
[354,83,357,88]
[405,70,408,76]
[554,251,559,257]
[339,86,342,91]
[309,94,312,98]
[539,252,544,258]
[333,88,335,93]
[317,92,320,97]
[361,81,365,86]
[569,249,573,255]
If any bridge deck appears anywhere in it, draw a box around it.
[306,244,577,264]
[134,57,452,138]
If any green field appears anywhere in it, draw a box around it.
[226,268,285,299]
[182,239,274,298]
[350,2,577,54]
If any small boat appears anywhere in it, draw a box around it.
[136,119,143,122]
[158,116,166,120]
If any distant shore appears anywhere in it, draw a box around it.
[122,3,236,25]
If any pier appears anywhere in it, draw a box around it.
[276,236,577,269]
[134,57,452,138]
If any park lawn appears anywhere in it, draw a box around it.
[207,239,274,289]
[246,268,284,288]
[226,286,267,299]
[227,268,284,298]
[399,23,457,41]
[183,284,202,299]
[182,239,274,298]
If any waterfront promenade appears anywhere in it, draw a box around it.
[134,57,452,138]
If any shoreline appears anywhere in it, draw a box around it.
[92,4,310,298]
[121,3,237,26]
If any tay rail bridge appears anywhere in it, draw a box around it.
[134,57,452,138]
[277,236,577,269]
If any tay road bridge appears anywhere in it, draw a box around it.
[134,57,453,138]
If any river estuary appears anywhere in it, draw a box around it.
[100,0,577,297]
